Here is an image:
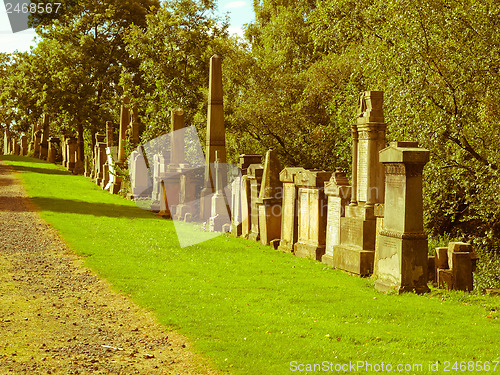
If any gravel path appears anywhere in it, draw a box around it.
[0,160,220,375]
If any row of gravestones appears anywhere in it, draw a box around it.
[0,55,477,294]
[223,91,478,294]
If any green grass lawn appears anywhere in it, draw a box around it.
[3,155,500,374]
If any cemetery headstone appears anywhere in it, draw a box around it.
[257,149,282,245]
[294,170,332,260]
[322,169,351,266]
[375,141,430,293]
[237,155,262,238]
[247,163,264,241]
[278,167,305,252]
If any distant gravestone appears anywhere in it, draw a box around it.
[94,134,106,185]
[20,135,28,156]
[48,137,59,164]
[67,137,77,172]
[39,114,49,160]
[278,167,305,252]
[294,170,332,260]
[375,141,430,294]
[257,149,282,245]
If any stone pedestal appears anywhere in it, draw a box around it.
[247,164,264,241]
[332,91,386,275]
[374,141,430,294]
[277,167,304,252]
[294,170,332,260]
[322,169,351,266]
[173,173,197,221]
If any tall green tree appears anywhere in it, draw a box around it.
[123,0,229,141]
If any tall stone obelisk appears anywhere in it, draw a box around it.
[200,55,226,220]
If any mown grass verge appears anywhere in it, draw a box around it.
[3,155,500,374]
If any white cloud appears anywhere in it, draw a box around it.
[224,1,247,9]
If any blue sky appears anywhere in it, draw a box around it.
[0,0,255,54]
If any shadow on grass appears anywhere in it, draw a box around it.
[31,196,158,219]
[8,164,70,176]
[1,155,49,164]
[1,155,70,175]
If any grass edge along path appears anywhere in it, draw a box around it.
[3,156,500,375]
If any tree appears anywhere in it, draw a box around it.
[123,0,229,141]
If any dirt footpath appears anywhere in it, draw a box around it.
[0,161,220,375]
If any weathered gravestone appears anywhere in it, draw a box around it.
[332,91,386,275]
[277,167,305,252]
[20,135,28,156]
[247,163,264,241]
[39,114,49,160]
[93,134,106,185]
[435,242,478,292]
[66,137,77,172]
[12,137,20,155]
[129,148,151,199]
[200,55,226,221]
[257,149,282,245]
[294,170,332,260]
[374,141,430,293]
[322,169,351,266]
[231,154,262,237]
[34,125,42,158]
[3,127,10,155]
[48,137,60,163]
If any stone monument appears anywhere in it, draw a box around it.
[257,149,282,245]
[200,55,226,221]
[247,163,264,241]
[322,169,351,266]
[294,170,332,260]
[277,167,305,252]
[231,154,261,236]
[374,141,429,293]
[332,91,387,275]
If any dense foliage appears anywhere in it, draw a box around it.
[1,0,499,248]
